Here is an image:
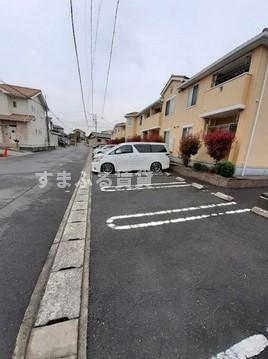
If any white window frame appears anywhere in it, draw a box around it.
[187,84,199,108]
[182,125,193,138]
[126,118,132,127]
[165,95,176,116]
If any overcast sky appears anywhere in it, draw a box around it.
[0,0,267,134]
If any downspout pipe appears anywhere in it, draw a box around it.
[241,65,268,176]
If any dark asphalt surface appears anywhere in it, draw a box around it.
[0,145,89,359]
[88,173,268,359]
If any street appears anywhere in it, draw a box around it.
[0,145,89,359]
[88,172,268,359]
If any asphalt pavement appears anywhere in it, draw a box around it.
[88,172,268,359]
[0,145,89,359]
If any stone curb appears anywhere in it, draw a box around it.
[213,192,234,202]
[251,206,268,219]
[12,153,92,359]
[192,182,204,189]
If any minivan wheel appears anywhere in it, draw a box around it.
[151,162,162,173]
[101,163,115,174]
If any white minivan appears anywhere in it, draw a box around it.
[91,142,170,173]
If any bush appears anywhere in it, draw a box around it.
[215,160,235,177]
[200,164,209,172]
[127,135,141,142]
[204,130,235,162]
[179,134,201,166]
[193,162,202,171]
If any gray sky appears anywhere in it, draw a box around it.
[0,0,267,134]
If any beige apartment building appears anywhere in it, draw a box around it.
[111,122,126,140]
[113,29,268,175]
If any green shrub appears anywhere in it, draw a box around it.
[193,162,202,171]
[215,161,235,177]
[200,164,209,172]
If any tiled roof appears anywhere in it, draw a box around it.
[0,84,41,98]
[88,131,111,139]
[0,113,34,122]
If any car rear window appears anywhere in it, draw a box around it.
[151,144,167,153]
[134,144,167,153]
[134,144,151,153]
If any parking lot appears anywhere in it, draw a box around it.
[88,172,268,359]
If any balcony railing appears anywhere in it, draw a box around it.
[202,72,251,115]
[140,112,162,131]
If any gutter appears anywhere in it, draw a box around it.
[241,64,268,176]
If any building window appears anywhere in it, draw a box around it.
[187,85,199,107]
[127,118,132,126]
[182,126,193,138]
[13,100,17,108]
[165,97,175,116]
[139,116,142,126]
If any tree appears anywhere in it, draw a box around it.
[179,134,201,166]
[204,130,235,163]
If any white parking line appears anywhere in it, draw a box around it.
[101,182,190,192]
[107,208,250,230]
[106,201,251,230]
[211,334,268,359]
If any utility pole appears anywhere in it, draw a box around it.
[45,108,50,148]
[93,113,97,132]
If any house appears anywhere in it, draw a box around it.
[111,122,126,140]
[49,122,69,147]
[73,128,86,142]
[87,131,111,147]
[123,29,268,175]
[0,84,52,151]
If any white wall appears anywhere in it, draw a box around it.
[0,91,49,147]
[25,95,48,146]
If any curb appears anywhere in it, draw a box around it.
[12,153,92,359]
[213,192,234,202]
[251,206,268,219]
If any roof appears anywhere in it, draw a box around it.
[160,74,189,96]
[53,124,64,129]
[0,84,41,98]
[124,112,138,118]
[136,99,162,116]
[88,131,111,139]
[114,122,126,128]
[0,113,34,122]
[179,28,268,90]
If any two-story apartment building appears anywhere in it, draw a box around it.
[117,29,268,175]
[111,122,126,140]
[0,84,50,150]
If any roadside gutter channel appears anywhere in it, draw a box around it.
[12,154,92,359]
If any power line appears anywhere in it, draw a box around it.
[69,0,89,129]
[101,0,120,120]
[93,0,103,64]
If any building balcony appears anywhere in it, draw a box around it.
[140,112,162,132]
[201,72,251,118]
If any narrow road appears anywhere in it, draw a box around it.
[0,145,89,359]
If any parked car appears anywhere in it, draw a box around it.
[93,144,115,158]
[91,142,170,173]
[260,192,268,200]
[93,144,106,154]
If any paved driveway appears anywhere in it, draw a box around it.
[88,173,268,359]
[0,145,89,359]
